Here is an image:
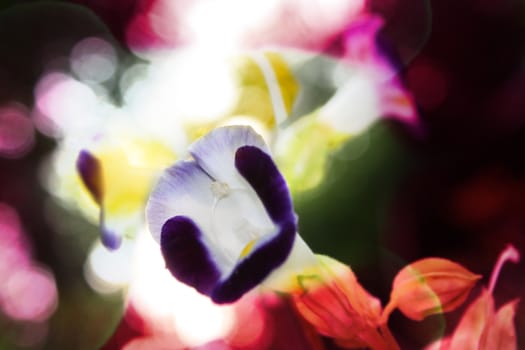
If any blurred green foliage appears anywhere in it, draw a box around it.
[295,122,414,268]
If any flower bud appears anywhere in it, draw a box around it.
[387,258,481,321]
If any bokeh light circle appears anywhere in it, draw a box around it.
[70,37,118,84]
[0,104,35,159]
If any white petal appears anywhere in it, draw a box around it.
[211,190,275,262]
[189,126,268,188]
[260,235,318,292]
[146,161,214,244]
[318,72,380,134]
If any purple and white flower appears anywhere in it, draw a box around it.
[146,126,314,303]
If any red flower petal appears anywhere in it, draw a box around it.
[447,289,493,350]
[479,299,519,350]
[292,256,399,349]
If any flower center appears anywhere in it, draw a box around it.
[209,182,274,268]
[210,181,230,199]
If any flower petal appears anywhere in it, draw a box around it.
[261,235,318,292]
[161,216,221,296]
[386,257,481,321]
[146,160,214,244]
[212,220,296,303]
[210,143,298,303]
[77,150,122,249]
[340,15,395,79]
[448,289,493,350]
[291,255,396,350]
[479,299,519,350]
[235,145,295,224]
[319,14,418,132]
[99,221,122,250]
[189,126,268,188]
[318,71,382,135]
[76,149,103,205]
[230,52,299,128]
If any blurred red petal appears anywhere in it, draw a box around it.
[123,335,185,350]
[479,299,519,350]
[447,289,493,350]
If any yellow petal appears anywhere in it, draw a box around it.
[230,52,299,128]
[275,112,349,192]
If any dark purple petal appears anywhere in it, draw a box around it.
[212,220,296,303]
[100,227,122,250]
[161,216,221,296]
[76,150,103,205]
[374,27,404,75]
[235,145,295,225]
[77,150,122,250]
[99,211,122,250]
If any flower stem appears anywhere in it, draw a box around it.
[379,299,396,325]
[379,324,401,350]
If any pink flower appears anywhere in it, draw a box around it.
[426,245,521,350]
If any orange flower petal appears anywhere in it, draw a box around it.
[387,258,481,321]
[292,256,399,349]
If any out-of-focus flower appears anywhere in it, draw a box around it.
[274,15,417,192]
[53,120,178,249]
[35,63,180,249]
[76,131,176,249]
[383,257,481,322]
[146,125,317,303]
[169,50,300,142]
[425,244,521,350]
[126,0,366,53]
